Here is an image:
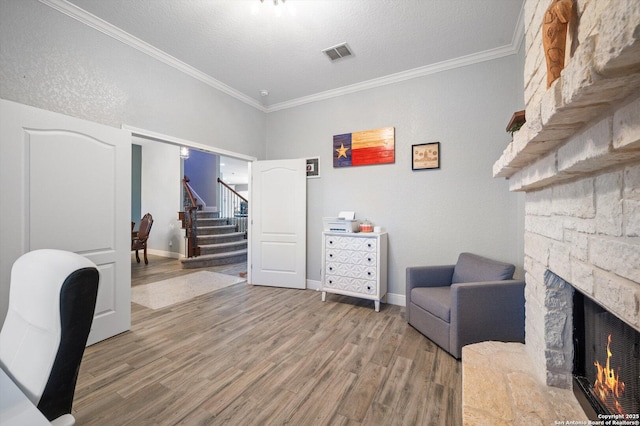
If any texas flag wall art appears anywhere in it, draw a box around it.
[333,127,395,168]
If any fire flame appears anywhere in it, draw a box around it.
[593,334,626,414]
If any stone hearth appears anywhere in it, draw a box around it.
[462,342,587,425]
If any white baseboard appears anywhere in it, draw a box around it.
[146,249,183,259]
[305,280,406,307]
[386,293,406,307]
[306,279,321,291]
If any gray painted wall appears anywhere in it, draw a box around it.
[0,0,525,306]
[0,0,266,158]
[138,140,183,257]
[265,54,525,297]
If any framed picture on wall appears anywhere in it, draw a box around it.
[306,157,320,178]
[333,127,395,168]
[412,142,440,170]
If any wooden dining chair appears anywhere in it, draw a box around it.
[131,213,153,265]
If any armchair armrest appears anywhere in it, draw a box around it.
[406,265,455,293]
[449,279,525,359]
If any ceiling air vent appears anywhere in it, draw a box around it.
[322,43,353,61]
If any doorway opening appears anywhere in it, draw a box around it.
[128,128,253,291]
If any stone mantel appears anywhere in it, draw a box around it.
[493,1,640,192]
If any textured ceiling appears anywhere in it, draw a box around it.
[65,0,524,111]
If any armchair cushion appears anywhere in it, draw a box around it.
[410,286,451,322]
[452,252,515,284]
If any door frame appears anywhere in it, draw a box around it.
[124,125,256,261]
[123,126,257,163]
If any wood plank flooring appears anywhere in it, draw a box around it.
[73,255,461,425]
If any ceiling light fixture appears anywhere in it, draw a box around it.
[180,146,189,159]
[253,0,295,17]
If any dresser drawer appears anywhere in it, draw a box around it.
[326,262,377,280]
[325,249,377,266]
[323,275,377,294]
[325,236,377,252]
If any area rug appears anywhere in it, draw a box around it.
[132,271,246,310]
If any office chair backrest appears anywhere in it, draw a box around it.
[0,249,99,422]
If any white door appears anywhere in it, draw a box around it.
[249,159,306,289]
[0,99,131,345]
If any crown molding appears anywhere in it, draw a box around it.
[39,0,267,112]
[40,0,525,115]
[266,43,518,113]
[267,4,525,113]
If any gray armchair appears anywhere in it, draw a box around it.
[406,252,525,359]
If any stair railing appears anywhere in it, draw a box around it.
[217,178,248,237]
[179,175,201,258]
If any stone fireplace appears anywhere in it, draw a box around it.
[572,283,640,416]
[493,0,640,396]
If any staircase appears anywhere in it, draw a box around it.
[180,210,247,269]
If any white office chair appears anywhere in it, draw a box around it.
[0,249,99,426]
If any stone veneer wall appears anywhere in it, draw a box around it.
[494,0,640,388]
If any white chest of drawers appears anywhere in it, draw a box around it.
[321,231,388,312]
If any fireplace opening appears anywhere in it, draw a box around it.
[573,290,640,417]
